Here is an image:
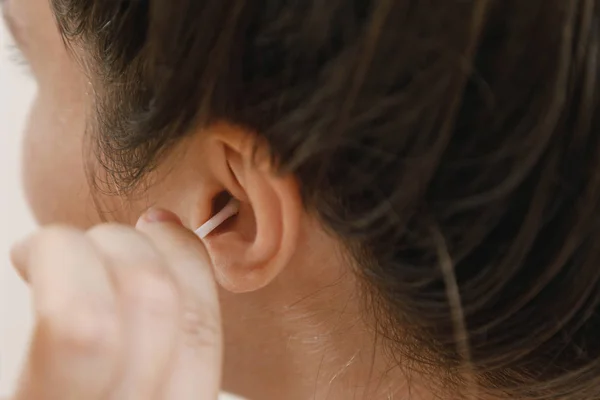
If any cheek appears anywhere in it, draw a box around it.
[21,82,142,228]
[16,0,140,227]
[14,0,100,227]
[21,91,99,227]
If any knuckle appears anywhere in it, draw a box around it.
[121,270,179,317]
[39,301,120,355]
[87,223,133,238]
[87,223,161,263]
[36,226,83,253]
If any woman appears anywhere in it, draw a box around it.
[3,0,600,399]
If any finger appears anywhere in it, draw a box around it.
[10,238,30,282]
[136,209,223,400]
[86,224,180,400]
[11,227,120,400]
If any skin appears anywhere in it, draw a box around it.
[10,211,223,399]
[2,0,437,399]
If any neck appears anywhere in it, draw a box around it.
[219,229,434,400]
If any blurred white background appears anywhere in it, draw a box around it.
[1,19,43,396]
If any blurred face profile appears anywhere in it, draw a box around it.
[4,0,110,227]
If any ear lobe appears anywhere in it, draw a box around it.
[200,129,303,293]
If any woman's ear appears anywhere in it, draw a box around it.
[194,123,303,293]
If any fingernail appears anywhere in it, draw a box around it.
[138,208,182,226]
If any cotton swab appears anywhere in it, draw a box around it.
[195,198,240,239]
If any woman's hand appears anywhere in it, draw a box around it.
[8,209,222,400]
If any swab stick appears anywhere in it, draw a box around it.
[195,198,240,239]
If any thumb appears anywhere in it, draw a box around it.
[135,208,223,399]
[135,208,217,297]
[135,207,221,325]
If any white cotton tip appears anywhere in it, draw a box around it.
[195,198,240,239]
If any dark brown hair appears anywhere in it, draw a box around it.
[52,0,600,398]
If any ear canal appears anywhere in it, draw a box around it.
[195,197,240,238]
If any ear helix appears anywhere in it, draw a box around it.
[195,198,240,239]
